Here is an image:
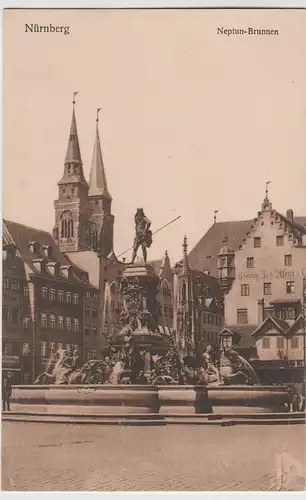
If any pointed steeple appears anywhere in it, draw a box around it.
[182,235,189,276]
[58,93,88,187]
[88,108,112,200]
[65,94,82,164]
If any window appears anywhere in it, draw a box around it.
[73,293,79,305]
[2,305,9,322]
[3,278,9,289]
[291,337,299,348]
[58,316,64,330]
[41,287,48,299]
[3,341,11,356]
[40,342,47,357]
[286,281,295,294]
[11,306,19,324]
[111,300,115,312]
[246,257,254,269]
[50,342,56,355]
[284,254,292,267]
[50,289,56,301]
[85,291,92,299]
[60,210,74,238]
[86,345,91,360]
[24,285,29,297]
[58,290,64,302]
[241,284,250,296]
[92,326,98,336]
[66,292,72,304]
[221,336,232,348]
[41,313,48,328]
[23,343,31,355]
[73,318,79,332]
[237,309,248,324]
[57,343,64,351]
[263,282,272,295]
[49,314,56,329]
[287,307,296,320]
[85,324,90,335]
[92,347,97,359]
[11,279,19,291]
[65,317,72,330]
[23,316,30,328]
[276,235,284,246]
[276,337,285,349]
[254,237,261,248]
[85,306,90,318]
[262,337,270,349]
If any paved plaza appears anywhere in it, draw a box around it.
[2,422,305,491]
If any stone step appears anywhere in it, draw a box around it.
[2,413,305,426]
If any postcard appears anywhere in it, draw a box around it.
[2,7,305,492]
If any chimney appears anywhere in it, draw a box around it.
[257,299,265,323]
[286,209,294,222]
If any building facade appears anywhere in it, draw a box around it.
[2,220,101,383]
[216,196,306,384]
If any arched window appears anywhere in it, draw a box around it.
[89,223,98,248]
[60,211,74,238]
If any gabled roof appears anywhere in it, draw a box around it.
[219,325,257,348]
[252,315,288,336]
[285,314,304,336]
[188,220,253,275]
[188,214,306,276]
[3,219,97,288]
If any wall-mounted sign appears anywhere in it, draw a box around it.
[237,268,306,281]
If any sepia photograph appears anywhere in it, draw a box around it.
[2,7,306,492]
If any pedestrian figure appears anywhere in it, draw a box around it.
[2,372,12,411]
[292,390,300,412]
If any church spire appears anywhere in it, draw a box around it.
[65,92,82,164]
[88,108,112,200]
[58,93,88,187]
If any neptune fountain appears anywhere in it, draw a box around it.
[13,210,289,416]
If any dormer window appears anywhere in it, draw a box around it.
[47,261,60,276]
[42,245,52,258]
[60,264,72,279]
[32,258,44,273]
[28,241,39,253]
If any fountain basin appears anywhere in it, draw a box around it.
[12,385,159,414]
[158,385,212,414]
[11,384,289,416]
[207,385,289,414]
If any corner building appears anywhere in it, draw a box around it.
[218,196,306,384]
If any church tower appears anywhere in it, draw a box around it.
[86,109,114,258]
[53,93,89,252]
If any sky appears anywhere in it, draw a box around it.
[3,8,306,264]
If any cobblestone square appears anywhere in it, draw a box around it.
[2,422,305,491]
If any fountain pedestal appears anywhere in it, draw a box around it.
[109,264,171,381]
